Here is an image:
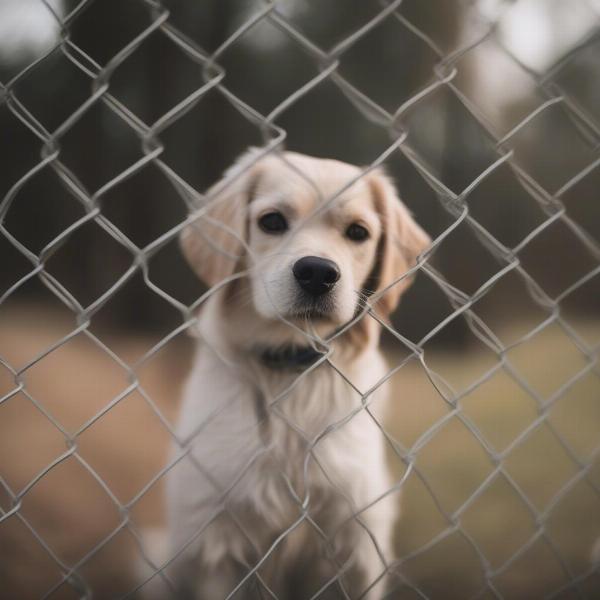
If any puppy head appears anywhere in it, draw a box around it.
[181,148,430,329]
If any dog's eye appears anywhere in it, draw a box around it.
[258,211,288,234]
[345,223,369,242]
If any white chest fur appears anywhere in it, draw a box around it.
[166,341,395,544]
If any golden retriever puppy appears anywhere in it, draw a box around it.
[165,147,430,599]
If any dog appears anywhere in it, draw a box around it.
[163,147,430,599]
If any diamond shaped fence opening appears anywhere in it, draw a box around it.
[1,0,599,598]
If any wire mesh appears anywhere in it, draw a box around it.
[1,0,600,598]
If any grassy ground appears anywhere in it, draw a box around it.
[381,318,600,599]
[0,305,598,599]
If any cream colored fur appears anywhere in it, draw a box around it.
[162,148,430,599]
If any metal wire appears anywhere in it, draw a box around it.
[1,0,599,598]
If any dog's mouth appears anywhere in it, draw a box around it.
[288,308,330,321]
[287,307,332,322]
[287,294,336,322]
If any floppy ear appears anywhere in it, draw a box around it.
[180,150,263,287]
[366,170,431,318]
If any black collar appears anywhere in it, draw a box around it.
[257,345,326,371]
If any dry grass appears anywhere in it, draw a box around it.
[382,318,600,598]
[0,305,598,599]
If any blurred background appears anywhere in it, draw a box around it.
[0,0,599,598]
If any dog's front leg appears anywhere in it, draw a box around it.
[176,557,267,600]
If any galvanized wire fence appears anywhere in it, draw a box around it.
[1,0,600,598]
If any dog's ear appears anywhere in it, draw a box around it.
[180,149,263,287]
[366,169,430,318]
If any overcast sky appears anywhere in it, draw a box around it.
[0,0,64,68]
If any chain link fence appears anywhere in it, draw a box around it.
[1,0,600,598]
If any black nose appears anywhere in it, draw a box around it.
[293,256,340,297]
